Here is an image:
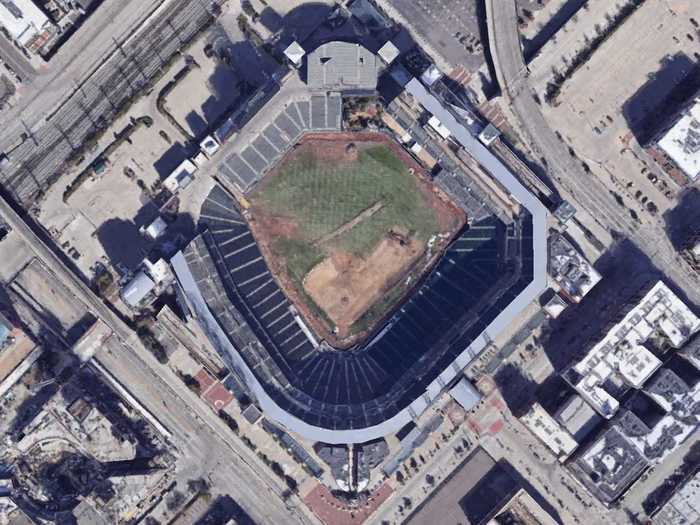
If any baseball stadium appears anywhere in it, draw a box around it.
[172,41,547,443]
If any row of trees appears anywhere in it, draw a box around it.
[217,409,299,493]
[544,0,647,104]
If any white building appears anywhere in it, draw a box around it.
[377,40,399,65]
[0,0,55,50]
[543,293,568,319]
[478,123,501,147]
[121,271,155,309]
[427,115,451,139]
[143,257,171,285]
[520,403,578,461]
[565,281,700,419]
[420,64,442,87]
[284,41,305,68]
[163,159,197,193]
[199,135,220,157]
[657,99,700,181]
[549,232,602,302]
[142,216,167,240]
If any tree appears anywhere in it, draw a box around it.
[179,372,201,394]
[218,410,239,434]
[284,475,298,493]
[271,462,285,477]
[187,477,210,494]
[95,270,114,296]
[137,326,168,364]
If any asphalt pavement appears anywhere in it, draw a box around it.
[0,0,165,148]
[0,194,314,524]
[0,35,36,83]
[485,0,700,307]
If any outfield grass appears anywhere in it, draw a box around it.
[250,140,447,338]
[253,143,440,259]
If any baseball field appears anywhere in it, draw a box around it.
[248,133,464,346]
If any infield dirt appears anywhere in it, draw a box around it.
[247,132,465,347]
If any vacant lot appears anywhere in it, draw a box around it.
[249,134,464,343]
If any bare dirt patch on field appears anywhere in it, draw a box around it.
[305,231,424,337]
[248,132,465,347]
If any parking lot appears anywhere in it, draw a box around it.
[383,0,487,74]
[31,18,264,282]
[0,0,216,204]
[536,1,700,224]
[38,121,182,276]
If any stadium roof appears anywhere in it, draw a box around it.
[306,41,378,91]
[402,77,548,332]
[449,378,482,411]
[0,313,11,348]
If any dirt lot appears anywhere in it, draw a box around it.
[248,132,465,346]
[38,121,185,277]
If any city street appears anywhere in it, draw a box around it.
[0,194,315,525]
[479,415,627,524]
[0,0,164,145]
[0,0,222,202]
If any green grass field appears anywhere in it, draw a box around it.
[251,142,440,281]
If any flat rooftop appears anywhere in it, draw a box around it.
[658,99,700,181]
[406,448,518,525]
[567,281,700,418]
[306,41,378,91]
[653,470,700,525]
[570,426,648,505]
[520,402,578,460]
[0,0,52,43]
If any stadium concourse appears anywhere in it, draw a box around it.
[171,66,546,442]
